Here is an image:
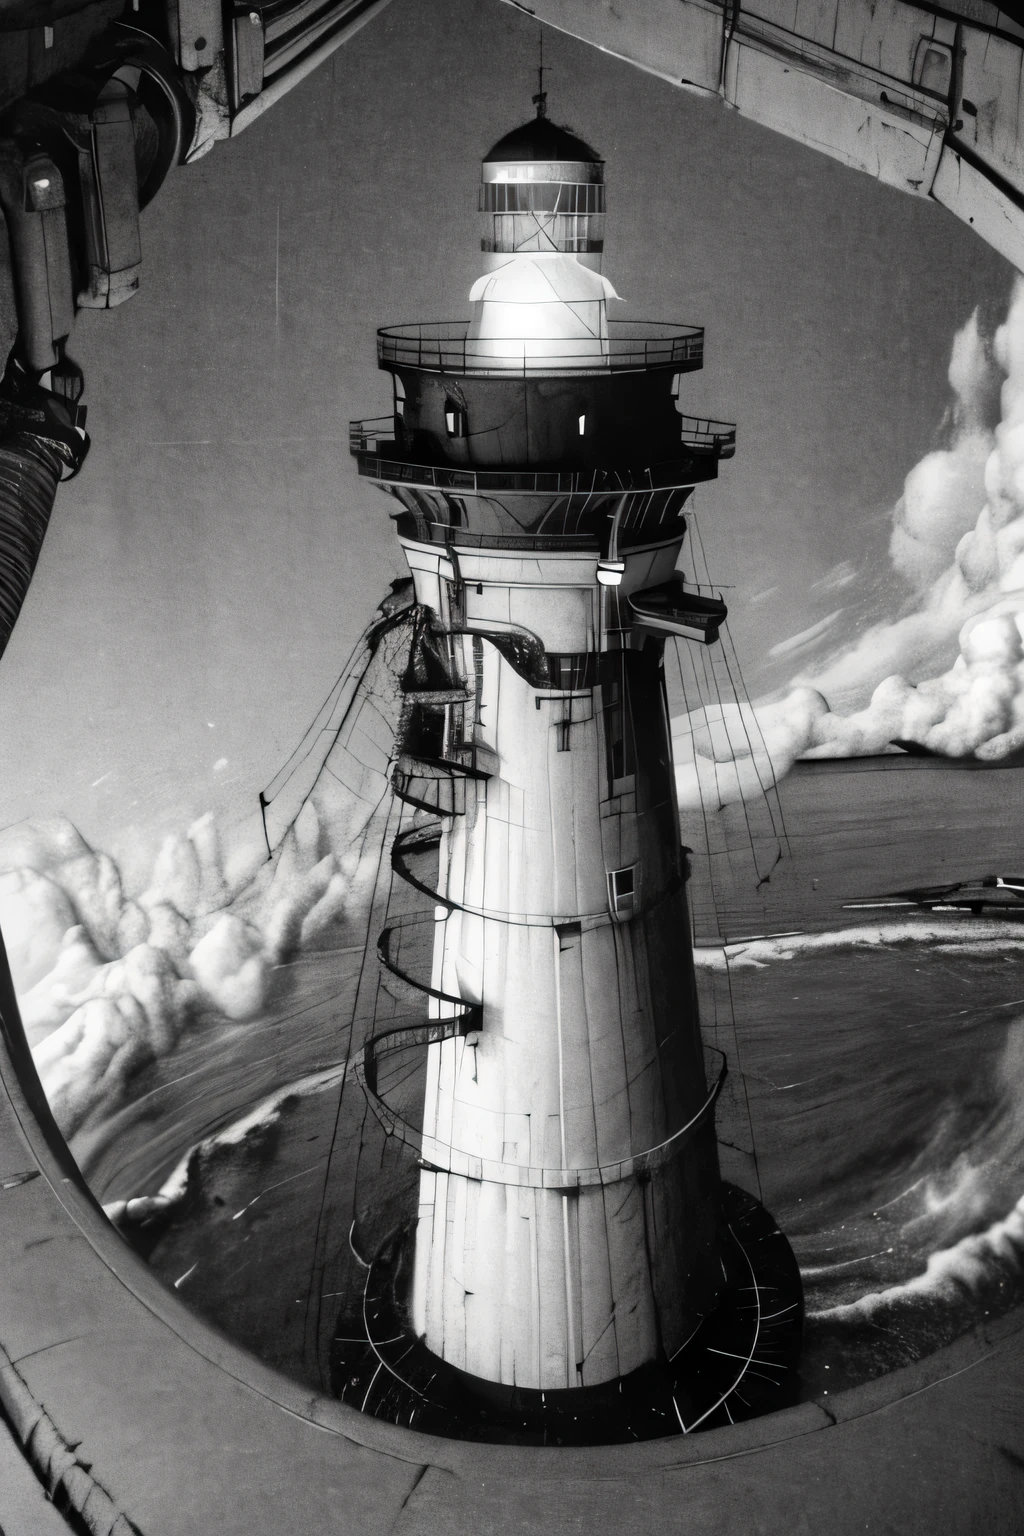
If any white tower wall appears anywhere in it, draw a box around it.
[402,541,715,1389]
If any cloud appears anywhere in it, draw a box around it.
[0,587,418,1139]
[675,284,1024,809]
[0,801,375,1137]
[768,609,844,659]
[0,778,395,1139]
[889,309,996,589]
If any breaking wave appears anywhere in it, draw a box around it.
[100,1062,348,1231]
[807,1015,1024,1334]
[814,1195,1024,1322]
[693,916,1024,971]
[695,919,1024,1354]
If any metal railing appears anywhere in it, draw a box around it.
[351,454,727,500]
[419,523,600,551]
[676,414,737,455]
[377,913,474,1015]
[349,415,395,454]
[360,454,615,495]
[356,1032,728,1191]
[391,822,449,907]
[350,415,734,464]
[376,319,704,375]
[392,761,467,817]
[391,745,493,816]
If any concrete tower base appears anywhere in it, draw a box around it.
[332,1183,802,1443]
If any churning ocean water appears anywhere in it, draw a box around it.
[706,934,1024,1395]
[42,753,1024,1402]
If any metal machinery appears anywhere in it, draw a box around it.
[334,106,803,1444]
[0,0,393,658]
[502,0,1024,276]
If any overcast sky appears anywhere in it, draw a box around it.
[0,0,1013,882]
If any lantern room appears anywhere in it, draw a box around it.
[479,112,606,267]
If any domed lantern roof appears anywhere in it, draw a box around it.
[479,107,606,260]
[483,116,602,168]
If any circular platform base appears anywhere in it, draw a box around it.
[331,1182,803,1445]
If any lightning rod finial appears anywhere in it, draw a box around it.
[533,29,547,117]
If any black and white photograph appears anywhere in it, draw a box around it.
[0,1,1023,1531]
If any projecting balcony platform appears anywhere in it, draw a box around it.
[628,580,728,645]
[351,415,735,460]
[377,320,704,376]
[349,416,735,501]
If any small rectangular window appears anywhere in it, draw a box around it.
[551,655,575,690]
[913,37,952,98]
[578,414,586,435]
[445,402,468,438]
[547,654,598,691]
[608,866,637,920]
[603,662,635,792]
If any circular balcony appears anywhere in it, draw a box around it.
[356,1009,728,1192]
[348,414,735,509]
[376,320,704,376]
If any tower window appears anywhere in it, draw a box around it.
[608,866,636,920]
[578,414,586,435]
[548,653,598,691]
[445,401,468,438]
[913,38,952,98]
[604,663,636,793]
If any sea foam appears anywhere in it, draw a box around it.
[810,1192,1024,1320]
[693,916,1024,971]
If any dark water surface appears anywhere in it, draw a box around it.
[690,754,1024,1395]
[78,946,363,1197]
[74,755,1024,1403]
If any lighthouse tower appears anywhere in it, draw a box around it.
[338,105,802,1442]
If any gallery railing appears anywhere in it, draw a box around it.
[375,320,705,375]
[349,414,735,461]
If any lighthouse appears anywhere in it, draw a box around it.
[336,103,802,1443]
